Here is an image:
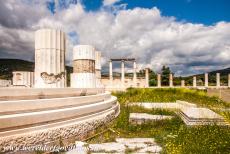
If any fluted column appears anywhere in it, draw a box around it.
[181,80,185,87]
[34,28,66,88]
[133,61,137,87]
[205,73,208,87]
[109,60,113,84]
[157,74,161,87]
[216,73,220,87]
[169,74,173,87]
[145,68,149,87]
[95,51,102,88]
[121,60,125,85]
[193,76,197,88]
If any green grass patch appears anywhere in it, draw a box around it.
[114,88,230,108]
[88,88,230,153]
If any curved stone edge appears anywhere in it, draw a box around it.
[0,103,120,153]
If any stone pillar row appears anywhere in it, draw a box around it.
[109,60,148,88]
[154,72,228,88]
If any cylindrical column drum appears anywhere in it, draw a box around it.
[34,29,66,88]
[71,45,96,88]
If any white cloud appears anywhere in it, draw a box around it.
[103,0,121,6]
[0,1,230,76]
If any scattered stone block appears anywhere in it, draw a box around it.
[129,113,174,124]
[89,142,126,153]
[129,102,180,110]
[136,145,162,153]
[116,138,155,144]
[124,143,148,150]
[69,138,162,153]
[179,107,227,126]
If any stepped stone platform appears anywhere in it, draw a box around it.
[0,88,120,153]
[179,107,227,126]
[67,138,162,153]
[129,113,174,124]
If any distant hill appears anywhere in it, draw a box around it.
[0,59,73,85]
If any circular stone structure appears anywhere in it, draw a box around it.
[71,45,96,88]
[34,29,66,88]
[0,88,119,152]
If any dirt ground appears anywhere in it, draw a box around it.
[207,89,230,103]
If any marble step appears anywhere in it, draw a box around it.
[0,96,117,131]
[0,92,111,115]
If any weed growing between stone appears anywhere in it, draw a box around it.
[87,88,230,153]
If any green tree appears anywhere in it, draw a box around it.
[149,69,157,86]
[161,65,172,86]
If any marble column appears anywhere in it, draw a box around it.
[205,73,208,87]
[157,74,161,87]
[145,68,149,87]
[133,61,137,87]
[121,60,125,85]
[228,74,230,88]
[193,76,197,88]
[95,51,102,88]
[109,60,113,84]
[71,45,96,88]
[181,80,185,87]
[34,28,66,88]
[169,74,173,87]
[216,73,220,87]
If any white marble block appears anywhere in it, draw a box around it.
[13,71,34,87]
[179,107,227,126]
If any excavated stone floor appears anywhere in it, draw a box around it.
[129,113,174,124]
[66,138,162,154]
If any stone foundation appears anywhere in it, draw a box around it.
[0,108,119,153]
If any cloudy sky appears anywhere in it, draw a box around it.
[0,0,230,76]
